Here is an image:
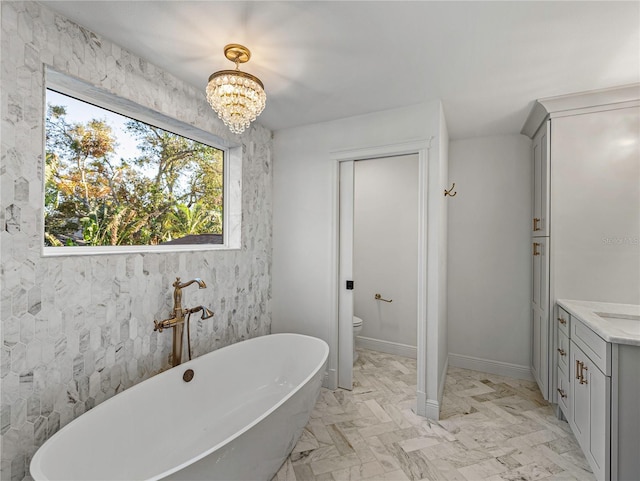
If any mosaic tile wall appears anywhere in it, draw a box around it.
[0,2,273,479]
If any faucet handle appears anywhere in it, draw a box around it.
[153,320,164,332]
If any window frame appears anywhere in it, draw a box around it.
[43,67,242,256]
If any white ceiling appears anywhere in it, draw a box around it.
[40,1,640,139]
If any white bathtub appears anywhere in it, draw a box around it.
[30,333,329,481]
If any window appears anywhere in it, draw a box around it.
[43,68,242,255]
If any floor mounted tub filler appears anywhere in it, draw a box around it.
[30,333,329,481]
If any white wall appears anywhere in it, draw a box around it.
[447,134,532,378]
[437,107,449,397]
[272,101,448,416]
[354,155,419,349]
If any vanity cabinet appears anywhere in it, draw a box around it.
[557,300,640,481]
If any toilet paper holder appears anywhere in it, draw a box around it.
[374,293,393,303]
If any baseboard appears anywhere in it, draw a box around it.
[355,336,417,359]
[438,356,448,404]
[425,399,440,420]
[324,368,337,390]
[448,353,534,381]
[415,390,427,417]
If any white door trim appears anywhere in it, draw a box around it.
[338,160,354,389]
[329,140,433,416]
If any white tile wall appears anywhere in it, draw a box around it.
[0,2,273,480]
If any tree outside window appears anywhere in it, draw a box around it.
[44,90,224,247]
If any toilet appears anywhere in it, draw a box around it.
[352,316,363,363]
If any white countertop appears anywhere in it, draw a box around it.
[557,299,640,346]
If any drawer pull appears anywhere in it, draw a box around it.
[557,348,566,356]
[533,242,541,256]
[557,317,567,325]
[580,364,588,385]
[533,218,541,231]
[576,360,582,380]
[557,388,567,399]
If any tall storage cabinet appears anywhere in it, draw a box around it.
[521,84,640,403]
[530,123,550,397]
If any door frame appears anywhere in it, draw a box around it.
[328,139,435,417]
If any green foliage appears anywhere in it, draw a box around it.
[44,101,224,247]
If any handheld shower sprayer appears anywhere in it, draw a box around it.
[185,305,215,361]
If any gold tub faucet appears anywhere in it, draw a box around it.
[154,277,214,366]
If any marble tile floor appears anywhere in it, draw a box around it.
[274,348,594,481]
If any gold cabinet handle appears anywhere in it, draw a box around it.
[533,217,541,231]
[533,242,541,256]
[557,348,566,356]
[580,364,588,385]
[374,293,392,303]
[557,388,567,399]
[576,360,582,380]
[557,317,567,325]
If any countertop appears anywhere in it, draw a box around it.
[557,299,640,346]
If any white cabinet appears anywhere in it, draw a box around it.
[529,120,550,398]
[531,237,549,393]
[558,300,640,481]
[522,85,640,403]
[531,122,549,237]
[530,120,551,399]
[569,339,610,481]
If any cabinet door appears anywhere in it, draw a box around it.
[570,340,610,481]
[532,237,549,398]
[570,342,590,448]
[587,359,610,481]
[532,120,550,236]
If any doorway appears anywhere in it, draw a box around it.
[353,155,419,359]
[332,141,431,417]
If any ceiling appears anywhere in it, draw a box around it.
[40,1,640,139]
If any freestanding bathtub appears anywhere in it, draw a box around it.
[30,333,329,481]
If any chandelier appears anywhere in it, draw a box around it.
[206,44,266,135]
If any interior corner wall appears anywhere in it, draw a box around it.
[272,102,441,391]
[447,134,532,378]
[437,104,449,401]
[0,3,272,480]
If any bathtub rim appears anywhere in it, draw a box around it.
[30,332,329,481]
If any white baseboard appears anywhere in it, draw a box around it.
[438,356,448,404]
[425,399,440,420]
[415,390,427,417]
[355,336,417,359]
[417,356,448,421]
[324,368,337,390]
[448,353,534,381]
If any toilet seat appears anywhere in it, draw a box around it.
[353,316,363,328]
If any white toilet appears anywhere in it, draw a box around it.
[353,316,363,364]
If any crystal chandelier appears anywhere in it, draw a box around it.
[206,44,266,135]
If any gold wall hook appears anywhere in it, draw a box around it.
[444,183,457,197]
